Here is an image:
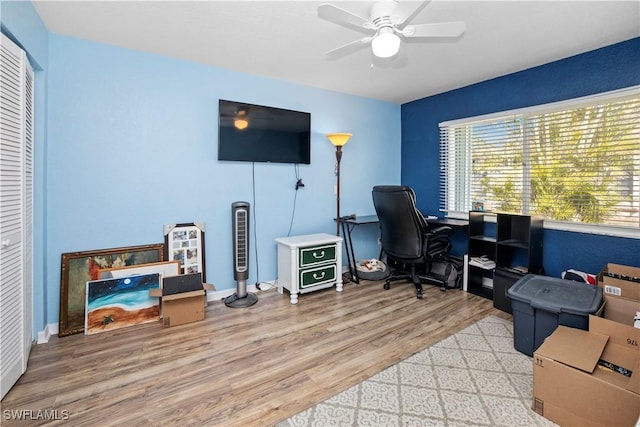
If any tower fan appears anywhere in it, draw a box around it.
[224,201,258,308]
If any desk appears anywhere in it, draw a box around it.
[340,215,379,283]
[340,215,468,284]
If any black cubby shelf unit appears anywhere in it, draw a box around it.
[466,212,543,312]
[467,212,497,301]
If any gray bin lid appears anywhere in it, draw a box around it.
[507,274,602,315]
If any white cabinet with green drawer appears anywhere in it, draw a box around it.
[275,233,343,304]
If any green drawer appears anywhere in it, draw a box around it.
[299,265,336,288]
[299,244,336,267]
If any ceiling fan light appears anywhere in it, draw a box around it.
[371,28,400,58]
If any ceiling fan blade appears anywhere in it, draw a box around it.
[326,36,374,58]
[318,3,376,33]
[396,0,432,28]
[402,21,466,38]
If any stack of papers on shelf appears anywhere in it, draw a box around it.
[469,256,496,269]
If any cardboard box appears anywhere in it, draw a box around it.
[533,315,640,427]
[598,263,640,302]
[602,295,640,327]
[149,273,215,328]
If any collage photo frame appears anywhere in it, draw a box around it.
[163,222,206,282]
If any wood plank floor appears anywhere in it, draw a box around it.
[1,280,509,426]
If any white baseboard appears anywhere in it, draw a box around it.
[207,280,276,303]
[36,281,277,344]
[37,323,58,344]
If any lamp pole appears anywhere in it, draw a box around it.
[326,133,352,237]
[335,145,343,236]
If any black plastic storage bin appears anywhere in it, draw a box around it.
[507,274,602,356]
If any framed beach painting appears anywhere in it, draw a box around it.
[164,222,206,282]
[85,273,161,335]
[59,243,164,337]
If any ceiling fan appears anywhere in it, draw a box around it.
[318,0,465,59]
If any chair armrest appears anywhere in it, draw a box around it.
[422,226,453,258]
[427,225,454,237]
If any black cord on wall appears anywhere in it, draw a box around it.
[251,162,262,288]
[287,164,302,237]
[251,162,303,291]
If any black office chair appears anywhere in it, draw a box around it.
[372,185,453,299]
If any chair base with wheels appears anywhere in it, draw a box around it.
[383,258,447,298]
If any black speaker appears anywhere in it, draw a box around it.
[224,201,258,308]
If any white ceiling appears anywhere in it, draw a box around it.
[32,0,640,104]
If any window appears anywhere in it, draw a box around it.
[440,87,640,235]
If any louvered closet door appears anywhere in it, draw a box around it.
[1,34,34,400]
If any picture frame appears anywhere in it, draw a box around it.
[59,243,164,337]
[85,273,161,335]
[98,260,181,281]
[164,222,206,282]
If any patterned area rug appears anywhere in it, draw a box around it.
[278,315,557,427]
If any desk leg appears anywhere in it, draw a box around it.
[341,221,359,284]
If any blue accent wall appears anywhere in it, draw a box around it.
[402,38,640,277]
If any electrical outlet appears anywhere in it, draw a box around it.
[334,184,337,195]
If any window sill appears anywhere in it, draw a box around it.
[543,220,639,239]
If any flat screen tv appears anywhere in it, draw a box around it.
[218,99,311,164]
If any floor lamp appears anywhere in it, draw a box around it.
[326,133,352,236]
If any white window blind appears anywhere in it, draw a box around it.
[440,87,640,232]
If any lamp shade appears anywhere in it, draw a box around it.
[371,28,400,58]
[326,133,352,147]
